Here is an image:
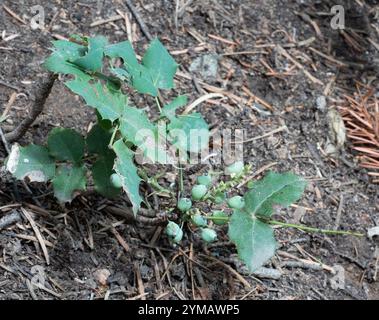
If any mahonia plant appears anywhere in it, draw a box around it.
[5,35,336,273]
[168,163,308,272]
[5,36,209,214]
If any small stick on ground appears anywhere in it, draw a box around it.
[21,208,50,265]
[124,0,152,41]
[5,73,57,143]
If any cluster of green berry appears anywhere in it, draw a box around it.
[165,161,248,245]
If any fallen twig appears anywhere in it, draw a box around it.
[5,73,57,143]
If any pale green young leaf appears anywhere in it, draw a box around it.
[119,106,155,145]
[244,171,307,218]
[229,210,277,272]
[6,144,55,182]
[142,38,178,89]
[47,128,85,163]
[161,95,187,120]
[168,113,209,153]
[52,165,87,203]
[112,139,142,215]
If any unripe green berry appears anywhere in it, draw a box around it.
[165,221,181,238]
[172,228,183,243]
[177,198,192,212]
[191,184,207,200]
[227,196,245,209]
[110,173,122,188]
[191,214,207,227]
[226,161,244,175]
[201,228,217,243]
[197,174,212,187]
[211,210,228,225]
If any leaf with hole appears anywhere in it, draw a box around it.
[52,165,87,203]
[6,144,55,182]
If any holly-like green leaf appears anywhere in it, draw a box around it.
[112,139,142,215]
[244,172,307,218]
[161,95,187,120]
[142,38,178,90]
[74,36,107,72]
[168,113,209,153]
[47,128,84,163]
[86,124,112,154]
[6,144,55,182]
[43,40,90,80]
[105,41,139,68]
[65,78,126,121]
[119,107,155,145]
[229,210,276,272]
[106,38,177,96]
[92,152,120,198]
[52,165,87,203]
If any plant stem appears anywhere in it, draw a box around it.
[266,219,364,237]
[203,215,364,237]
[155,97,162,113]
[109,124,119,147]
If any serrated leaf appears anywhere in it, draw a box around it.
[74,36,107,72]
[142,38,178,90]
[65,78,126,121]
[229,210,276,272]
[92,152,121,198]
[6,144,55,182]
[106,39,177,96]
[168,113,209,153]
[112,139,142,215]
[47,128,84,163]
[105,41,139,68]
[52,165,87,203]
[119,107,155,144]
[43,40,90,80]
[86,124,112,154]
[161,95,187,120]
[244,171,307,218]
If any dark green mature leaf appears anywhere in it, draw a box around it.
[229,210,276,272]
[47,128,85,163]
[112,139,142,215]
[52,165,87,203]
[74,36,107,72]
[142,38,178,89]
[86,124,112,154]
[244,171,307,218]
[92,152,121,198]
[6,144,55,182]
[168,113,209,153]
[161,95,187,120]
[65,79,127,122]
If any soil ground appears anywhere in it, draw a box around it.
[0,0,379,300]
